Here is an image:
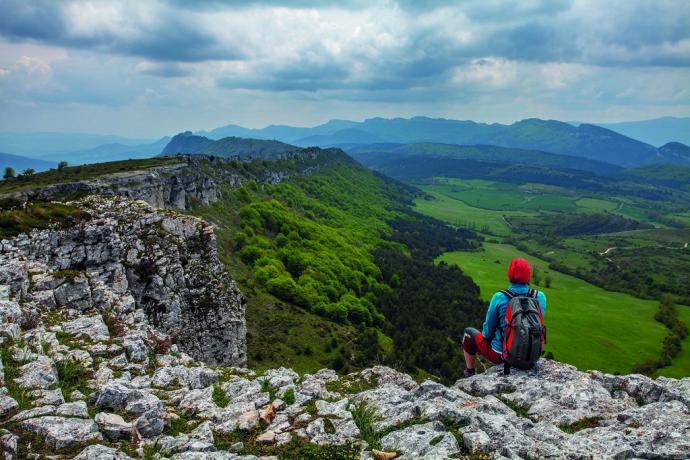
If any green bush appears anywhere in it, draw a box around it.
[212,384,230,408]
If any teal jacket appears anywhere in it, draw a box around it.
[483,283,547,354]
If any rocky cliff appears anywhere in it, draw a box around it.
[1,150,332,212]
[0,195,246,366]
[0,197,689,459]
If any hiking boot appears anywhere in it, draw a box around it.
[463,368,476,378]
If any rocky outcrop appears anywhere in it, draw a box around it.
[0,195,246,366]
[1,160,219,211]
[1,151,330,211]
[1,306,688,460]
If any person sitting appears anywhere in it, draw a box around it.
[461,257,547,377]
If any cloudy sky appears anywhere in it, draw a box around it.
[1,0,689,138]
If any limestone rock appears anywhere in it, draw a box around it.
[0,431,18,460]
[134,406,165,438]
[56,400,90,418]
[94,412,133,441]
[29,388,65,406]
[0,394,18,418]
[379,421,460,459]
[73,444,134,460]
[19,416,103,450]
[61,315,110,342]
[15,356,58,390]
[152,365,218,389]
[0,300,22,324]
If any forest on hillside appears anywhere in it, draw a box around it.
[196,155,486,382]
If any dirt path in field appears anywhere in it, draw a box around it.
[600,246,617,256]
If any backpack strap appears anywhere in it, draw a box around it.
[527,288,538,299]
[500,289,515,300]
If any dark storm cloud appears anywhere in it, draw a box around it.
[1,0,688,70]
[0,0,66,40]
[0,0,243,62]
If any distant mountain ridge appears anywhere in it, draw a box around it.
[160,131,299,158]
[48,137,171,165]
[0,132,154,156]
[203,117,690,168]
[347,143,624,176]
[0,152,55,174]
[595,117,690,147]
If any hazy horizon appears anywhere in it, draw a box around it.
[1,0,689,138]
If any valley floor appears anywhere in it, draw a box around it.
[414,178,690,378]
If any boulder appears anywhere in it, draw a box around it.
[0,300,22,324]
[73,444,134,460]
[134,406,165,438]
[15,356,58,390]
[29,388,65,406]
[19,416,102,450]
[151,365,218,389]
[94,412,132,441]
[56,401,90,418]
[379,421,460,459]
[61,315,110,342]
[0,395,18,418]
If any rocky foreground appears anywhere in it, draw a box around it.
[0,197,689,459]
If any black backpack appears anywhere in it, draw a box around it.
[499,289,546,374]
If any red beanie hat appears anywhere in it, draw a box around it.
[508,258,531,284]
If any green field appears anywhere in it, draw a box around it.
[438,243,671,375]
[415,190,532,236]
[419,178,581,212]
[575,197,618,212]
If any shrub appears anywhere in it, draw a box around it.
[212,384,230,408]
[282,388,296,405]
[350,401,381,449]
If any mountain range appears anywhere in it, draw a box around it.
[3,116,690,170]
[594,117,690,147]
[0,152,55,173]
[200,117,690,168]
[0,131,154,156]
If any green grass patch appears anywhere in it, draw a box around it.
[0,340,32,414]
[496,394,531,418]
[325,376,376,395]
[55,359,91,399]
[212,384,230,408]
[282,388,296,405]
[164,412,196,436]
[0,202,89,238]
[415,190,532,236]
[575,197,619,213]
[558,416,603,433]
[350,401,381,449]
